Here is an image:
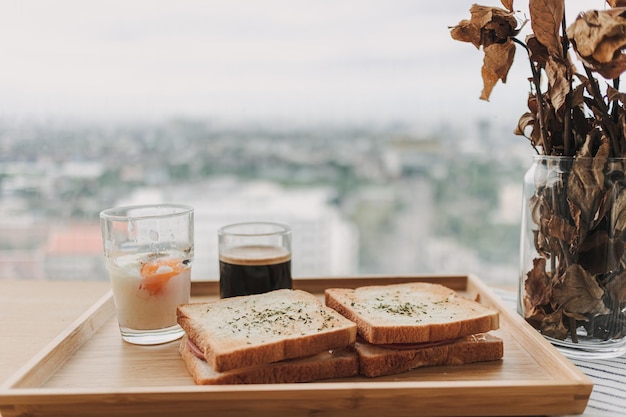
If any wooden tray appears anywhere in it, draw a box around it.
[0,275,592,417]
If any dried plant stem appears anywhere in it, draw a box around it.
[612,78,621,121]
[512,37,551,154]
[583,65,621,155]
[568,316,579,343]
[561,11,574,157]
[551,177,571,270]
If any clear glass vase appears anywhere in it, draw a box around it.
[518,155,626,359]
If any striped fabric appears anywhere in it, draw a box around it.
[495,290,626,417]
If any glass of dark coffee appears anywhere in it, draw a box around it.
[218,222,292,298]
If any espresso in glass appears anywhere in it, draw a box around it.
[219,244,292,298]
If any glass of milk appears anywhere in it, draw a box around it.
[100,204,194,345]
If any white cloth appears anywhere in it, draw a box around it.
[494,290,626,417]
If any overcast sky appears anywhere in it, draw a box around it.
[0,0,596,129]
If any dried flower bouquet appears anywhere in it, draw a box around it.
[451,0,626,343]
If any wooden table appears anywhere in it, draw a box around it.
[0,280,110,386]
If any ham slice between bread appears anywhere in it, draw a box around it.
[176,289,357,373]
[179,335,359,384]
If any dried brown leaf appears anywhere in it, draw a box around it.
[593,10,626,62]
[567,146,610,240]
[530,120,544,148]
[524,258,552,314]
[567,10,617,60]
[480,40,516,100]
[577,130,610,159]
[529,194,554,258]
[501,0,514,12]
[546,214,576,243]
[539,310,569,339]
[483,19,518,45]
[568,199,582,236]
[589,134,610,160]
[568,157,604,227]
[470,4,500,28]
[451,4,518,48]
[608,185,626,231]
[450,19,482,49]
[570,83,586,107]
[607,85,626,103]
[593,185,612,229]
[530,193,548,226]
[578,133,594,158]
[553,264,610,317]
[592,142,610,179]
[567,8,626,78]
[526,34,550,65]
[608,0,626,7]
[578,230,624,275]
[545,56,569,110]
[514,111,535,136]
[590,55,626,80]
[529,0,565,57]
[451,4,518,99]
[522,302,545,324]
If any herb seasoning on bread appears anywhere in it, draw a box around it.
[325,282,503,377]
[325,282,499,345]
[177,289,357,373]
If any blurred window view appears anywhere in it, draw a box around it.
[1,0,589,286]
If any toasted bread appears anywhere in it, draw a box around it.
[179,336,359,384]
[177,289,357,372]
[324,282,499,344]
[356,333,504,377]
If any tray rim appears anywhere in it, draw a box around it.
[0,274,594,416]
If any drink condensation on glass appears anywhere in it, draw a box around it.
[100,204,194,345]
[218,222,292,298]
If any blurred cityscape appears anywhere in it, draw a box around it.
[0,117,530,287]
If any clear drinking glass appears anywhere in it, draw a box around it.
[218,221,292,298]
[100,204,194,345]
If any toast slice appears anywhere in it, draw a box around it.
[356,333,504,378]
[325,282,499,344]
[177,289,357,372]
[179,336,359,384]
